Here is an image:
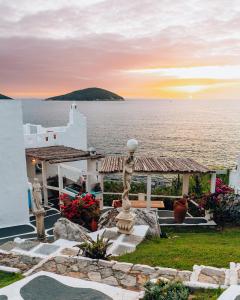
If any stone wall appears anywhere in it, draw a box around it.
[0,252,42,272]
[0,250,237,290]
[32,255,192,291]
[32,254,240,290]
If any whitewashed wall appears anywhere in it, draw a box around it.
[23,103,87,150]
[0,101,29,228]
[24,103,88,184]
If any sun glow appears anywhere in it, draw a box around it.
[163,85,209,93]
[127,65,240,80]
[123,65,240,99]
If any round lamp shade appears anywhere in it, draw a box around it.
[88,147,96,156]
[127,139,138,152]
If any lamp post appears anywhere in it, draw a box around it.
[116,139,138,234]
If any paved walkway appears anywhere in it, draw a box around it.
[0,207,60,245]
[20,275,112,300]
[0,272,141,300]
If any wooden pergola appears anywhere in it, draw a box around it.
[100,156,216,209]
[26,145,103,164]
[26,146,104,206]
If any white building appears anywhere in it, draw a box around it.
[0,101,29,228]
[24,102,103,207]
[24,103,88,184]
[0,101,103,229]
[23,103,87,151]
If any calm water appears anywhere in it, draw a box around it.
[21,99,240,168]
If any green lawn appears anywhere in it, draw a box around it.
[190,288,223,300]
[117,228,240,270]
[0,271,23,288]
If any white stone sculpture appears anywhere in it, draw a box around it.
[32,178,44,211]
[32,178,46,241]
[116,139,138,234]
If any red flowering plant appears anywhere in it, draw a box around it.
[199,178,234,210]
[199,178,234,228]
[215,178,234,195]
[59,193,72,206]
[60,193,100,231]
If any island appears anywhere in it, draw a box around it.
[46,87,124,101]
[0,93,12,99]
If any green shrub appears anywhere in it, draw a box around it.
[77,233,112,260]
[143,280,189,300]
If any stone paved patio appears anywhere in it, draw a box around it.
[0,208,60,246]
[0,272,141,300]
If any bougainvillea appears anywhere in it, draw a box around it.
[60,193,100,230]
[199,178,234,228]
[215,178,234,195]
[200,178,234,210]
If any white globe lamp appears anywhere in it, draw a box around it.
[127,139,138,153]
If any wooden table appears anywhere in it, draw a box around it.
[130,200,165,209]
[112,200,165,209]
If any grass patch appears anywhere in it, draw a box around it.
[190,288,223,299]
[0,271,23,288]
[117,228,240,270]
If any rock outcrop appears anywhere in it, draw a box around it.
[0,93,12,99]
[98,208,160,237]
[53,218,90,242]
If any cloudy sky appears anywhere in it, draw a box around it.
[0,0,240,99]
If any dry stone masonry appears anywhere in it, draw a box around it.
[1,248,240,291]
[29,254,236,291]
[0,252,41,272]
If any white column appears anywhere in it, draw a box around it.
[147,175,151,210]
[27,157,36,183]
[210,172,216,193]
[41,161,48,207]
[99,174,104,210]
[182,174,190,195]
[58,164,63,195]
[86,160,95,193]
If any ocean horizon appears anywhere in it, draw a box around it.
[21,98,240,169]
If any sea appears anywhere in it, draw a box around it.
[21,99,240,169]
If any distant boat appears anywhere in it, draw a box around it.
[46,87,124,101]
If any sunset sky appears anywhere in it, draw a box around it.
[0,0,240,99]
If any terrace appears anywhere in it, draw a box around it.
[100,155,217,227]
[0,134,239,299]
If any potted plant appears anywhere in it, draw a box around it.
[173,194,188,223]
